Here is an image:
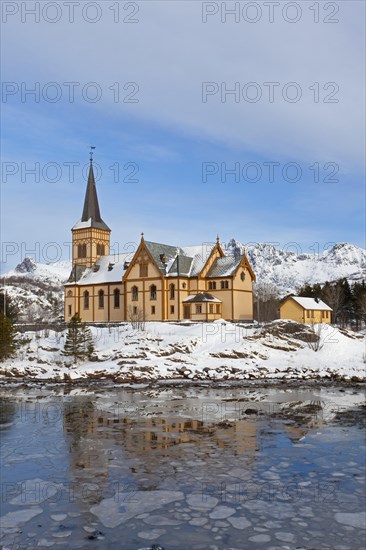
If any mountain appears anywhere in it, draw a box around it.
[2,258,71,322]
[1,242,365,321]
[225,241,366,295]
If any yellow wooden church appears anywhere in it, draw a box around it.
[64,156,256,322]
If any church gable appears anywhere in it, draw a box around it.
[123,240,163,281]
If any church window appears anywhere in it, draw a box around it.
[132,286,138,301]
[150,285,157,300]
[83,290,89,310]
[208,281,216,290]
[98,290,104,309]
[140,263,148,277]
[68,305,72,315]
[67,290,72,297]
[196,305,202,314]
[170,305,175,314]
[151,306,156,315]
[216,304,220,314]
[240,271,245,281]
[114,288,120,308]
[169,284,175,300]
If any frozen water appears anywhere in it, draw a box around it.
[335,512,366,529]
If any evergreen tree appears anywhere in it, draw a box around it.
[0,314,16,360]
[0,292,18,322]
[63,314,94,363]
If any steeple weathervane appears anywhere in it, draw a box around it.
[90,145,96,162]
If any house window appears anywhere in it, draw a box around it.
[83,290,89,310]
[209,304,214,314]
[140,263,148,277]
[68,305,72,316]
[170,305,175,314]
[208,281,216,290]
[196,305,202,314]
[151,306,156,315]
[150,285,157,300]
[114,288,120,308]
[169,284,175,300]
[216,304,220,314]
[98,290,104,309]
[132,286,138,301]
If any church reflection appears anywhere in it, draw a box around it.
[62,398,259,478]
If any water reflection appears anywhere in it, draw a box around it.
[0,386,365,550]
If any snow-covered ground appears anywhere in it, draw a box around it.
[1,320,365,382]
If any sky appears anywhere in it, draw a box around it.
[1,0,365,271]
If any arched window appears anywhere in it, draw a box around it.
[150,285,157,301]
[169,284,175,300]
[81,244,87,258]
[83,290,89,310]
[221,280,229,289]
[98,289,104,309]
[208,281,216,290]
[67,290,72,297]
[97,243,105,256]
[132,286,138,301]
[114,288,120,308]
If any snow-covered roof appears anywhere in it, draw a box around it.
[66,253,132,286]
[206,255,242,278]
[288,296,332,311]
[180,244,215,277]
[183,293,222,303]
[144,241,215,278]
[72,218,110,231]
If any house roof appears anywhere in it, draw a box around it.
[72,161,110,232]
[286,296,333,311]
[183,292,222,303]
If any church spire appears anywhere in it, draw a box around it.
[77,148,110,231]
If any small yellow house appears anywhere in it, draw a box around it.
[64,155,256,323]
[280,296,332,324]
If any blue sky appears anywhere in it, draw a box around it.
[1,0,365,271]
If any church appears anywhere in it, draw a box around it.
[64,155,256,322]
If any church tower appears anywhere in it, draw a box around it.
[71,152,111,269]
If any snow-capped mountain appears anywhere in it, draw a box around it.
[1,242,365,321]
[2,258,71,322]
[225,240,366,295]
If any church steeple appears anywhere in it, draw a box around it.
[71,149,111,268]
[78,154,110,231]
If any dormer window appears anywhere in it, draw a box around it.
[108,263,114,271]
[160,254,167,265]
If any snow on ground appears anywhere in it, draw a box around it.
[1,320,365,382]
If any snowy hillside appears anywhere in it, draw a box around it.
[2,258,71,322]
[1,320,365,382]
[1,242,365,321]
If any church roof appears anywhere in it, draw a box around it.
[72,161,110,231]
[206,254,243,278]
[65,253,132,286]
[183,293,222,303]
